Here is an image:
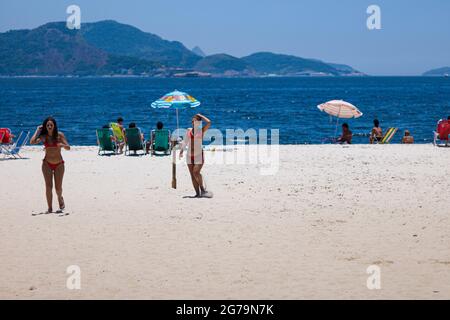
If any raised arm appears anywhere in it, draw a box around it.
[30,125,43,145]
[196,113,211,134]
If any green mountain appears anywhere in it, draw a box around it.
[242,52,341,76]
[0,22,162,76]
[194,54,254,75]
[79,20,200,68]
[0,20,364,77]
[423,67,450,76]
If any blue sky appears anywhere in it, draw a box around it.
[1,0,449,75]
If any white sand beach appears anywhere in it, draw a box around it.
[0,144,449,299]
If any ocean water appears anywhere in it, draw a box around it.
[0,77,449,145]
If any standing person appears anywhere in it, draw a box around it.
[30,117,70,213]
[179,114,212,198]
[370,119,383,144]
[337,123,353,144]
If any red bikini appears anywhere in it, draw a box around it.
[44,137,64,170]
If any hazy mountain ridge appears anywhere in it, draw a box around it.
[423,67,450,76]
[0,20,364,77]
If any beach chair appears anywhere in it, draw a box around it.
[433,119,450,147]
[96,128,117,155]
[1,131,29,159]
[150,129,171,155]
[376,127,398,144]
[0,132,4,153]
[125,128,145,155]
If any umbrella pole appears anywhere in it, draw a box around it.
[176,108,179,132]
[172,108,179,189]
[334,117,339,139]
[334,106,341,139]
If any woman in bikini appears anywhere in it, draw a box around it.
[179,114,212,198]
[30,117,70,213]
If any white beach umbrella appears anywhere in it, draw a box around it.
[317,100,363,137]
[317,100,363,119]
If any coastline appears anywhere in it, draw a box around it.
[1,144,449,299]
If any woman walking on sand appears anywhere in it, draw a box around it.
[30,117,70,213]
[180,114,213,198]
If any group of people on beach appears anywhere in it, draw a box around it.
[5,113,449,213]
[337,119,416,144]
[28,113,212,214]
[101,117,148,154]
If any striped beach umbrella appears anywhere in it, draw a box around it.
[317,100,363,119]
[151,90,201,131]
[317,100,363,138]
[151,90,201,110]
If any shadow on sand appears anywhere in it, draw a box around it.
[0,157,30,161]
[32,211,70,217]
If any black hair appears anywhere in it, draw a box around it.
[129,122,136,128]
[157,121,163,130]
[39,116,58,140]
[117,117,124,123]
[374,119,380,127]
[342,123,349,129]
[448,116,450,120]
[102,124,110,129]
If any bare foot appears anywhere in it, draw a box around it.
[201,190,213,198]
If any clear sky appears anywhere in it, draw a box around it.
[1,0,449,75]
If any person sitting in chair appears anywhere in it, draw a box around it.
[100,124,115,143]
[370,119,383,144]
[129,122,145,142]
[337,123,353,144]
[147,121,170,154]
[401,130,414,144]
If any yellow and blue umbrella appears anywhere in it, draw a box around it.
[151,90,201,130]
[151,90,200,109]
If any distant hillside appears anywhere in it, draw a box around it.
[327,63,365,76]
[194,54,254,76]
[0,20,365,77]
[242,52,341,76]
[79,20,200,68]
[192,46,206,57]
[423,67,450,76]
[0,22,162,76]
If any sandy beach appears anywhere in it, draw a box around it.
[0,144,449,299]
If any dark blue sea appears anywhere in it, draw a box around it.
[0,77,449,145]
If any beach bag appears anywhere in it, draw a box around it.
[0,128,12,144]
[437,120,450,140]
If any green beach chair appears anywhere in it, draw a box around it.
[151,129,171,156]
[125,128,145,155]
[96,128,117,155]
[379,127,398,144]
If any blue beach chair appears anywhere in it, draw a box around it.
[1,131,30,159]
